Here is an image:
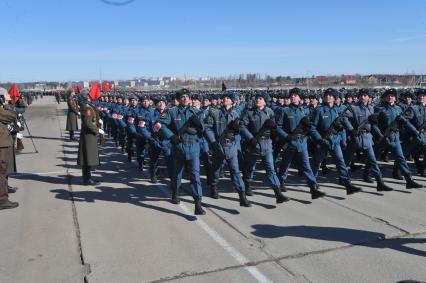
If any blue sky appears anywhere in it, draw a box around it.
[1,0,426,82]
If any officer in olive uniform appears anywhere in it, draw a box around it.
[77,92,104,186]
[66,90,80,141]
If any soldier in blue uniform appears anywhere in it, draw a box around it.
[275,88,325,199]
[311,88,362,195]
[158,88,206,215]
[192,94,213,191]
[403,89,426,177]
[134,95,153,171]
[143,96,172,183]
[240,92,289,203]
[125,95,138,162]
[342,88,393,191]
[204,91,251,206]
[371,88,423,189]
[117,96,129,153]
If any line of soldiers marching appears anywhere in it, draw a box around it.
[68,87,426,215]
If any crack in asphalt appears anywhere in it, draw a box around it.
[56,106,91,283]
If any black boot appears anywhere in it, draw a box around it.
[0,200,19,210]
[238,191,251,207]
[171,188,180,204]
[274,189,290,203]
[127,150,132,162]
[321,164,330,176]
[244,181,253,196]
[150,176,158,184]
[363,173,374,183]
[280,182,287,192]
[210,185,219,199]
[310,183,325,199]
[406,175,423,189]
[377,179,393,192]
[392,167,404,180]
[194,198,206,215]
[83,179,100,186]
[344,180,362,195]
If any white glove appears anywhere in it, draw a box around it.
[78,112,81,116]
[18,113,23,117]
[16,133,24,139]
[17,121,22,128]
[7,125,13,131]
[98,129,105,135]
[99,119,103,125]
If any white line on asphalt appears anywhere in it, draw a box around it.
[157,186,273,283]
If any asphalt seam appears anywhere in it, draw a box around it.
[323,197,410,235]
[147,230,426,283]
[56,107,91,282]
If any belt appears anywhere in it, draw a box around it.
[293,134,305,140]
[359,130,369,134]
[258,136,270,141]
[221,138,235,144]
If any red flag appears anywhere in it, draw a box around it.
[74,86,81,94]
[88,83,101,101]
[102,82,111,91]
[8,83,21,104]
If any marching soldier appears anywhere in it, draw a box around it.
[240,92,289,203]
[371,88,423,189]
[158,89,206,215]
[77,92,104,186]
[342,88,393,191]
[311,88,363,195]
[204,91,251,206]
[276,88,325,199]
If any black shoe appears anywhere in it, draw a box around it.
[321,165,330,176]
[310,184,325,199]
[377,181,393,192]
[280,182,287,192]
[381,153,389,162]
[350,164,362,172]
[238,192,251,207]
[0,200,19,210]
[345,181,362,195]
[83,179,100,186]
[274,190,290,203]
[171,191,180,204]
[363,174,374,183]
[138,163,143,171]
[392,168,404,180]
[245,182,253,196]
[406,176,423,189]
[150,176,158,184]
[8,186,18,193]
[127,151,132,162]
[70,137,77,141]
[210,186,219,199]
[194,199,206,215]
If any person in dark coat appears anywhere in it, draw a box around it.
[66,90,80,141]
[0,100,19,210]
[77,93,104,185]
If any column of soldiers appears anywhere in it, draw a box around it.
[69,87,426,215]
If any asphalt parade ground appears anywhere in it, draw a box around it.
[1,96,426,283]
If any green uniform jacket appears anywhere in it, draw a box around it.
[77,104,100,167]
[66,96,79,131]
